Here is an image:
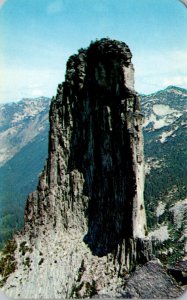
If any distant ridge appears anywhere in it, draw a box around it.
[0,97,50,248]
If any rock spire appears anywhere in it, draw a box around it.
[25,38,147,256]
[2,38,150,299]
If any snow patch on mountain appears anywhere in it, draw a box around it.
[148,225,169,242]
[143,107,182,130]
[145,157,165,175]
[181,119,187,127]
[156,202,166,218]
[159,127,179,143]
[169,198,187,229]
[153,119,168,130]
[152,104,178,116]
[141,87,185,133]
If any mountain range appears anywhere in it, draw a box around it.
[0,97,50,247]
[142,85,187,264]
[0,86,186,265]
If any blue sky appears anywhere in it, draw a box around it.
[0,0,187,103]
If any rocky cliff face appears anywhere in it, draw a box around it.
[1,38,150,298]
[25,38,148,256]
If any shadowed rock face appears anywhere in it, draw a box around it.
[25,38,147,258]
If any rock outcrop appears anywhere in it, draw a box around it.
[26,38,147,251]
[119,259,183,298]
[1,38,153,298]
